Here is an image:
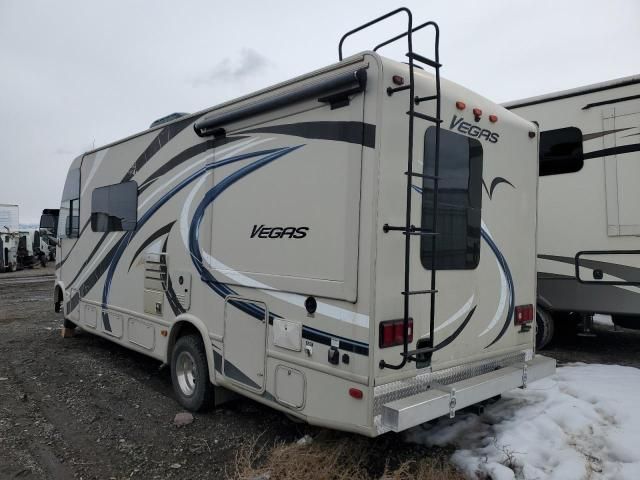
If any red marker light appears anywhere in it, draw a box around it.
[473,108,482,118]
[514,305,534,325]
[392,75,404,85]
[349,388,363,399]
[456,101,466,110]
[379,318,413,348]
[489,114,498,123]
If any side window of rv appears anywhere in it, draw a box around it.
[60,168,80,239]
[420,128,483,270]
[539,127,583,176]
[91,181,138,232]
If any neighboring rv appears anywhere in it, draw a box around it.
[54,9,554,436]
[505,75,640,347]
[0,204,19,231]
[0,205,19,272]
[1,231,19,272]
[40,208,60,262]
[17,229,40,268]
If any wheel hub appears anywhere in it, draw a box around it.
[176,351,197,396]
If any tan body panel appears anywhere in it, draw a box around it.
[55,52,542,435]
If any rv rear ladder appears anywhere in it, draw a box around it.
[338,8,443,370]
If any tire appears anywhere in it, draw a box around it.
[536,307,555,350]
[171,334,214,412]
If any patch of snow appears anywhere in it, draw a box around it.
[593,314,614,327]
[296,434,313,445]
[406,363,640,479]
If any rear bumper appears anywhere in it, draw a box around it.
[378,354,555,433]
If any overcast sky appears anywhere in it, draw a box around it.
[1,0,638,223]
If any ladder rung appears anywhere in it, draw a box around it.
[383,224,406,233]
[407,111,442,124]
[387,85,411,96]
[415,95,437,105]
[406,52,441,69]
[401,289,438,296]
[383,223,439,236]
[405,171,439,180]
[403,346,436,358]
[404,230,439,237]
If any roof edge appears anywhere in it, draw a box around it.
[503,74,640,110]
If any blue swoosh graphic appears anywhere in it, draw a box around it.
[100,147,293,330]
[188,146,303,321]
[411,184,515,348]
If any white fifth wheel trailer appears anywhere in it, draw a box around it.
[54,9,554,436]
[505,75,640,347]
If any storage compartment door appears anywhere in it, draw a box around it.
[222,297,267,393]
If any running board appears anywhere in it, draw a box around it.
[381,355,556,432]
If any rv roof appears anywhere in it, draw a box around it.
[503,74,640,110]
[81,53,369,156]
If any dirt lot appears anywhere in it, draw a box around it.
[0,269,453,480]
[544,316,640,368]
[1,269,639,479]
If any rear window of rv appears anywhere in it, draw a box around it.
[539,127,583,176]
[420,128,483,270]
[91,182,138,232]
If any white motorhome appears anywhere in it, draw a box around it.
[506,75,640,347]
[0,204,19,272]
[54,9,554,436]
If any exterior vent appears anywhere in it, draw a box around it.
[149,112,189,129]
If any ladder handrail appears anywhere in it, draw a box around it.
[373,21,440,62]
[337,9,443,370]
[338,7,413,61]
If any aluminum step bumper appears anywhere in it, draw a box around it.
[381,355,556,432]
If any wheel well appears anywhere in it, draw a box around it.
[167,321,204,362]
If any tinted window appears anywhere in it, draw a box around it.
[61,168,80,201]
[60,168,80,239]
[539,127,583,176]
[65,199,79,237]
[421,128,483,270]
[91,182,138,232]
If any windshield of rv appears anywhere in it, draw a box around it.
[59,168,80,239]
[40,213,58,235]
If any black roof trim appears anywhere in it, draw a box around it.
[505,76,640,110]
[582,93,640,110]
[194,68,367,137]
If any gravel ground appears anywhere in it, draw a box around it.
[0,269,451,479]
[2,269,639,479]
[544,316,640,368]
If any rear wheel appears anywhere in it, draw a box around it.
[171,334,214,411]
[536,307,554,350]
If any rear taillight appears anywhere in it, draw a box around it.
[514,304,534,325]
[379,318,413,348]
